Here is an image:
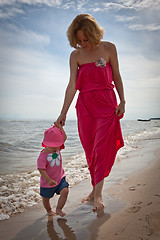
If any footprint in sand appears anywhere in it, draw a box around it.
[129,184,145,191]
[129,186,136,191]
[127,205,141,213]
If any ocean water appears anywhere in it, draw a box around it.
[0,119,160,220]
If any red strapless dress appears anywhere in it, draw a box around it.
[75,59,124,187]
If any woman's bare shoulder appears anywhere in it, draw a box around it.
[70,49,85,66]
[70,49,80,59]
[101,41,116,51]
[70,49,80,64]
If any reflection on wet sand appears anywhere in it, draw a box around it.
[47,217,76,240]
[47,204,111,240]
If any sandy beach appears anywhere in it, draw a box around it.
[0,139,160,240]
[96,141,160,240]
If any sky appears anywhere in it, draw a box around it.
[0,0,160,120]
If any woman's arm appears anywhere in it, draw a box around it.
[38,169,57,186]
[55,51,78,126]
[109,43,126,116]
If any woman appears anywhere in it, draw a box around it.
[55,14,125,211]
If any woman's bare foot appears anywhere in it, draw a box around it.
[93,196,104,211]
[47,210,56,216]
[82,189,95,202]
[56,209,66,217]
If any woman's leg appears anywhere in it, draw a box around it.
[82,179,104,211]
[93,179,104,211]
[82,187,95,202]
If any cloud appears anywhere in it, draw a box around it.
[115,15,138,22]
[120,53,160,81]
[0,95,63,119]
[128,23,160,31]
[0,0,62,7]
[115,14,160,31]
[76,0,89,11]
[0,6,24,18]
[0,0,89,20]
[0,42,72,119]
[119,53,160,119]
[0,0,160,11]
[101,0,160,11]
[90,1,160,33]
[0,24,50,47]
[0,44,68,90]
[0,0,89,12]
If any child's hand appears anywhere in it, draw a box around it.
[48,179,57,186]
[54,121,63,130]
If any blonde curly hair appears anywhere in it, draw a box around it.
[67,14,104,48]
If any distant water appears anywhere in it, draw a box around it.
[0,119,160,220]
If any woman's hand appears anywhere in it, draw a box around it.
[54,114,66,127]
[115,101,125,117]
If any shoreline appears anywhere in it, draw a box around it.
[0,139,160,240]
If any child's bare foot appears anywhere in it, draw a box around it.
[82,189,95,202]
[93,196,104,212]
[56,209,66,217]
[47,210,56,216]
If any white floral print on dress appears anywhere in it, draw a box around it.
[47,152,61,167]
[95,58,107,68]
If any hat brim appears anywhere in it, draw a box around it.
[42,141,63,148]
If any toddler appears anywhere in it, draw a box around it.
[37,125,69,217]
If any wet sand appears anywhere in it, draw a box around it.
[0,139,160,240]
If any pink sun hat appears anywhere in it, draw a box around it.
[42,126,64,148]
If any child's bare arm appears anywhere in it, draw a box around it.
[61,127,67,142]
[38,169,57,186]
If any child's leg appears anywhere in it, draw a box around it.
[56,187,69,217]
[42,197,55,216]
